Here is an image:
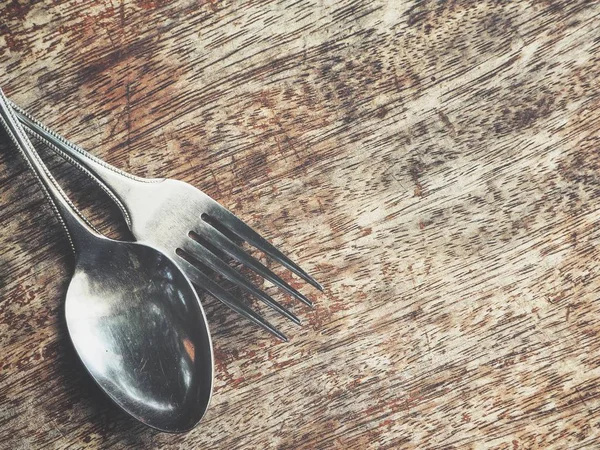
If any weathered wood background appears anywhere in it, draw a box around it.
[1,0,600,448]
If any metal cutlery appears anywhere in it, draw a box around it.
[0,89,214,432]
[11,101,323,341]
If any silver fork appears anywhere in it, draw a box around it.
[12,101,322,341]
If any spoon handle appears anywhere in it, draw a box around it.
[0,88,94,253]
[11,100,152,220]
[11,102,133,229]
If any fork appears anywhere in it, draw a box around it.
[12,101,322,341]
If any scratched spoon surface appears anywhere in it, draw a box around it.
[0,89,213,432]
[66,239,214,432]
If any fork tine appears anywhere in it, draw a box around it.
[181,238,301,325]
[200,198,323,291]
[176,255,288,341]
[193,223,314,308]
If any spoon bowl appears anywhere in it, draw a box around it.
[66,236,214,432]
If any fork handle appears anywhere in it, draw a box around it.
[0,90,96,253]
[11,101,147,227]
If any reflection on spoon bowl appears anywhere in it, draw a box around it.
[66,238,213,432]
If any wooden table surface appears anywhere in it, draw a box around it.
[1,1,600,448]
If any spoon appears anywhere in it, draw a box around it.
[0,88,214,433]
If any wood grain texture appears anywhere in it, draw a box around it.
[1,0,600,448]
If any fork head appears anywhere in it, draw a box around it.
[121,178,322,341]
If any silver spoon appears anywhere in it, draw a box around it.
[0,88,214,433]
